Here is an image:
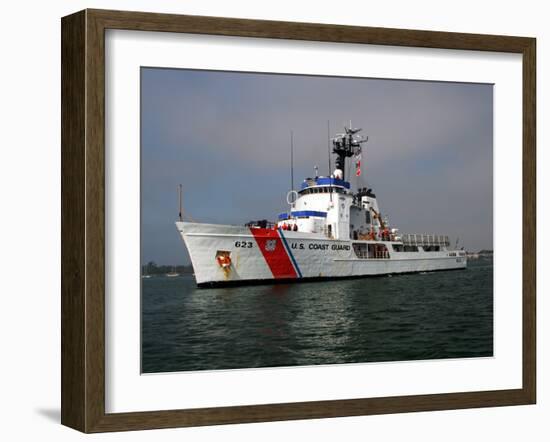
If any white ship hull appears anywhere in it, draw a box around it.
[176,222,467,287]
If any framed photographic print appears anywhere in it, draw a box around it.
[61,9,536,433]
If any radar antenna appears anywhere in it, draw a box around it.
[331,123,368,180]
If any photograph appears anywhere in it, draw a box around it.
[140,67,494,374]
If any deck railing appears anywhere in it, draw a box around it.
[401,234,450,247]
[245,220,277,229]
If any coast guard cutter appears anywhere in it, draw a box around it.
[176,125,467,287]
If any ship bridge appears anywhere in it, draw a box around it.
[277,124,381,241]
[276,175,355,239]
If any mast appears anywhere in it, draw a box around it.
[331,124,367,180]
[327,121,332,176]
[178,184,183,221]
[327,120,333,202]
[290,130,294,191]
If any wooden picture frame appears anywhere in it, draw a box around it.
[61,8,536,433]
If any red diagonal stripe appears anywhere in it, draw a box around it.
[250,228,297,279]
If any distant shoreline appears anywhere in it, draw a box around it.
[142,263,194,275]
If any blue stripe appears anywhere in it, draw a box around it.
[278,212,289,220]
[278,228,303,278]
[290,210,327,218]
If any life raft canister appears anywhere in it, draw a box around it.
[216,254,232,268]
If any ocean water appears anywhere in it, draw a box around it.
[141,259,493,373]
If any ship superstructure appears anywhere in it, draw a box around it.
[176,124,466,287]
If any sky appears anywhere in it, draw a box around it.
[141,68,493,265]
